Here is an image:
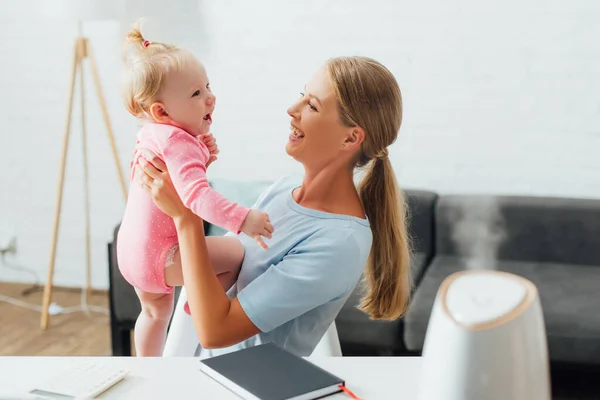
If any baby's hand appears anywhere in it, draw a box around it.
[200,133,219,168]
[240,210,274,250]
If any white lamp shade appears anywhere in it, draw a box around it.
[37,0,122,21]
[418,270,551,400]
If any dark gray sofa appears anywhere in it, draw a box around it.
[403,195,600,366]
[107,183,600,366]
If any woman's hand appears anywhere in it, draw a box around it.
[135,151,190,219]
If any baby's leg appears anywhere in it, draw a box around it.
[206,236,246,290]
[164,236,245,291]
[134,289,174,357]
[164,237,245,315]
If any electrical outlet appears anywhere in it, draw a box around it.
[0,235,17,255]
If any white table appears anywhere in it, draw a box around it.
[0,356,422,399]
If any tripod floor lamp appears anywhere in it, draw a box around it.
[40,1,127,330]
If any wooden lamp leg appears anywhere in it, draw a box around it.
[41,39,82,330]
[80,39,93,308]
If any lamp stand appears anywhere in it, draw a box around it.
[40,22,127,330]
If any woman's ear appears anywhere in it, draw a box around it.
[343,127,365,149]
[149,102,170,123]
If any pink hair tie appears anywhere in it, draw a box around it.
[143,40,150,47]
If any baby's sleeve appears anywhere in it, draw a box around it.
[161,131,251,234]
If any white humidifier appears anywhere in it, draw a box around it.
[418,270,551,400]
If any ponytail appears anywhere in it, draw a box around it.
[125,25,146,47]
[358,157,412,320]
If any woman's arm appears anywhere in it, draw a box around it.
[136,155,261,348]
[174,211,261,348]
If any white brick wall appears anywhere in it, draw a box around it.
[1,0,598,289]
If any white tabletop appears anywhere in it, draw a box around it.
[0,356,422,399]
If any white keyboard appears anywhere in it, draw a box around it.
[30,361,128,399]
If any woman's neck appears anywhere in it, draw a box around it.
[294,164,365,218]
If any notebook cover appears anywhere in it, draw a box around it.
[199,342,344,400]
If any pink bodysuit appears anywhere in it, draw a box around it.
[116,122,250,294]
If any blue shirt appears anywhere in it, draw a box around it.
[196,176,373,358]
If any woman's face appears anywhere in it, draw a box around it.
[286,65,356,169]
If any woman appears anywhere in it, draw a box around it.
[135,56,412,358]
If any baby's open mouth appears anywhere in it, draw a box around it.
[203,113,212,123]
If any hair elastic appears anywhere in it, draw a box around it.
[375,148,389,160]
[143,40,150,47]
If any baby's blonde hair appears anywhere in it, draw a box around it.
[121,23,196,118]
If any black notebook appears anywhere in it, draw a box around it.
[198,342,345,400]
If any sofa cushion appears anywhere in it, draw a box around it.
[336,252,428,355]
[405,190,438,259]
[435,195,600,266]
[404,256,600,365]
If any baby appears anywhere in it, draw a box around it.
[117,26,273,357]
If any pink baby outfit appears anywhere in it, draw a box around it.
[117,122,250,295]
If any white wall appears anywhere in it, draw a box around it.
[1,0,598,289]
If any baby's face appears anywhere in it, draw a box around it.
[158,59,216,137]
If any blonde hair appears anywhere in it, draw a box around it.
[327,56,412,321]
[121,23,196,118]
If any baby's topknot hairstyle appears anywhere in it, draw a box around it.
[121,21,196,118]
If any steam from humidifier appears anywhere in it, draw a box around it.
[449,197,506,270]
